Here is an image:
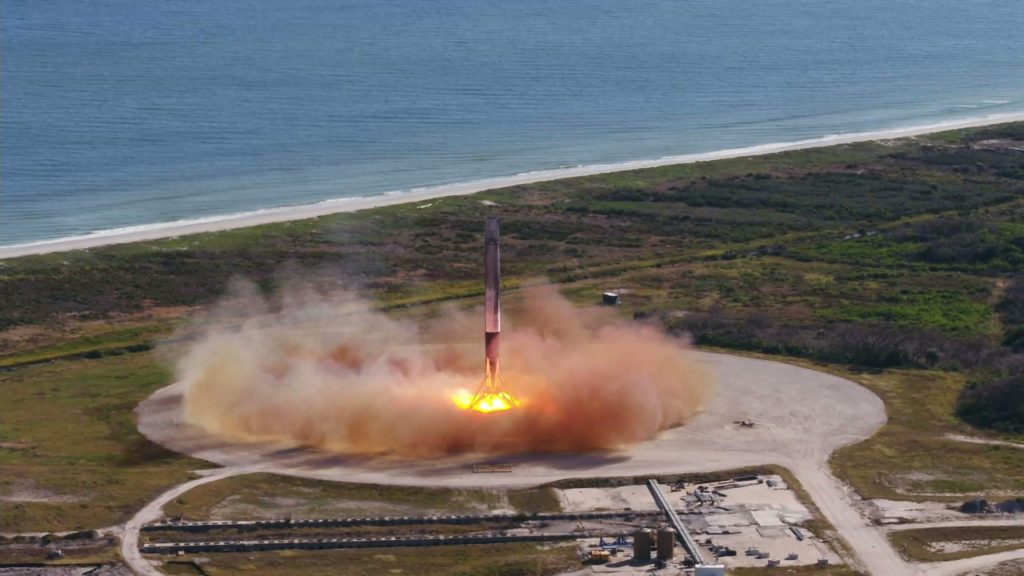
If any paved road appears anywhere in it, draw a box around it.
[120,467,253,576]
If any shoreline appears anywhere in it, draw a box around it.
[3,111,1024,260]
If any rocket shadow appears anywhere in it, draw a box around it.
[251,445,389,471]
[401,449,632,479]
[488,450,632,470]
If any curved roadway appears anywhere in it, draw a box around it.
[121,467,259,576]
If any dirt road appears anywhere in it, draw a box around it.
[925,549,1024,576]
[788,461,910,575]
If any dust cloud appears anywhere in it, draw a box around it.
[178,281,712,457]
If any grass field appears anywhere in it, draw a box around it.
[163,473,512,521]
[507,488,562,515]
[833,368,1024,499]
[0,351,208,532]
[157,542,579,576]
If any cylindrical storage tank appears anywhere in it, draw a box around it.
[656,527,675,560]
[633,529,652,560]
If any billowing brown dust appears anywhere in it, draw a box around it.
[179,282,711,457]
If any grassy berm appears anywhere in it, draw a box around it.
[2,123,1024,539]
[160,543,579,576]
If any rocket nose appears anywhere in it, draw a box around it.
[485,216,500,244]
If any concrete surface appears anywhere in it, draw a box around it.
[134,351,1023,575]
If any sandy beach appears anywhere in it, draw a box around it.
[3,111,1023,260]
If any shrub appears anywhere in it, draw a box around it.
[956,373,1024,434]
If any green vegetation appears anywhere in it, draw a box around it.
[888,525,1024,562]
[832,368,1024,499]
[158,472,563,526]
[957,373,1024,435]
[955,275,1024,434]
[5,126,1024,374]
[3,122,1024,539]
[506,488,562,515]
[0,322,172,368]
[163,473,503,521]
[155,543,578,576]
[0,352,208,532]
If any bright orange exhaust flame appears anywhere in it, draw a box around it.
[451,387,520,413]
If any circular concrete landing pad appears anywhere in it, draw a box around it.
[136,351,885,487]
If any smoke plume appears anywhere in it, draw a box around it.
[178,281,711,457]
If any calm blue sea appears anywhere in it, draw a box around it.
[3,0,1024,247]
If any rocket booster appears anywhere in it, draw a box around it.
[484,216,501,382]
[455,216,519,412]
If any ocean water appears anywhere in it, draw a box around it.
[3,0,1024,247]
